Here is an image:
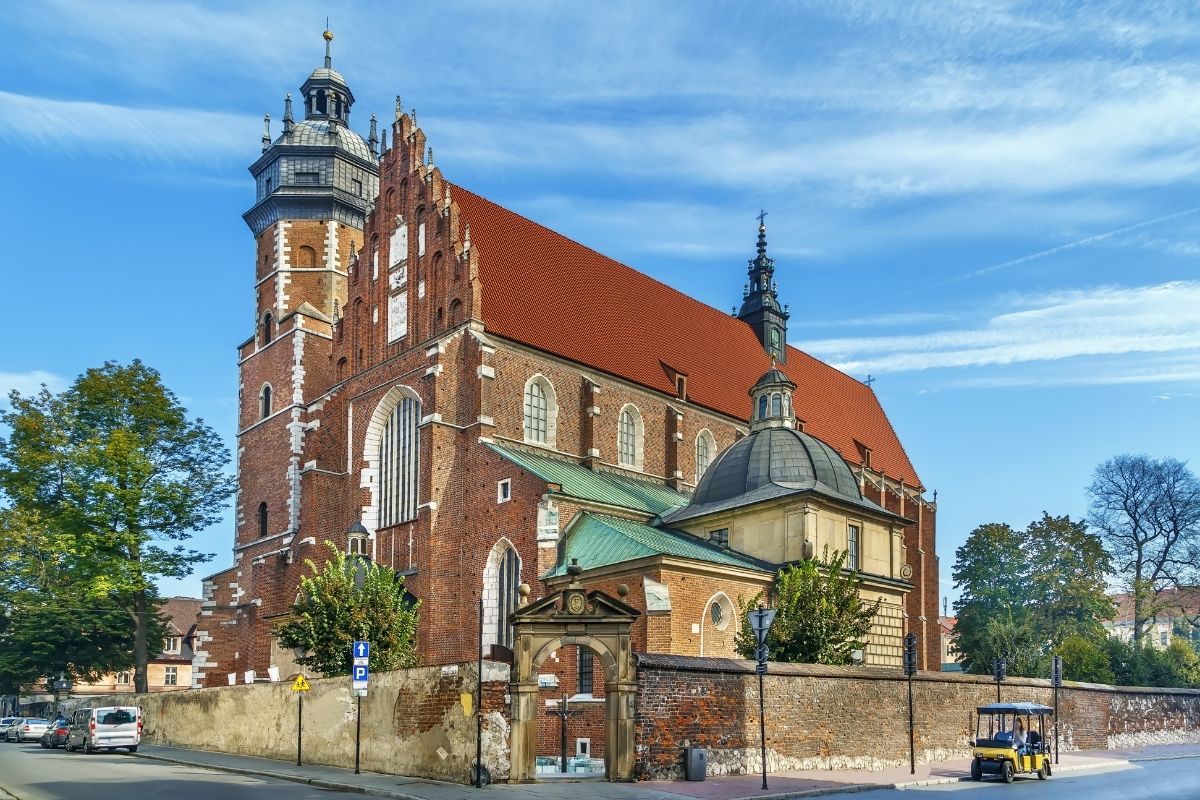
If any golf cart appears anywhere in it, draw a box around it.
[970,702,1053,783]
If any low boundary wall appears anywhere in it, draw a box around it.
[67,661,512,784]
[635,654,1200,780]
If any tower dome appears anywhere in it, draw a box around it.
[243,29,379,237]
[661,368,886,525]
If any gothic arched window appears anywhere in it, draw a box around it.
[262,313,274,345]
[260,384,272,419]
[618,405,644,470]
[523,376,557,447]
[489,543,521,649]
[258,502,268,538]
[696,429,716,481]
[378,395,421,528]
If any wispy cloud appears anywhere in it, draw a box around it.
[0,370,67,400]
[800,282,1200,380]
[0,91,256,163]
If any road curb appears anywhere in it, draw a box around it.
[129,751,429,800]
[718,757,1138,800]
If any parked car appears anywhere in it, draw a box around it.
[6,718,50,742]
[39,718,70,749]
[0,718,20,740]
[65,707,141,754]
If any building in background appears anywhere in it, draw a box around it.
[1104,588,1200,650]
[194,33,941,692]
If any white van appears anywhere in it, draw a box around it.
[65,707,141,753]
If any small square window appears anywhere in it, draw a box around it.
[709,528,729,547]
[353,179,363,197]
[497,479,511,504]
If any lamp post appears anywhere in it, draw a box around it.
[1051,655,1062,765]
[748,605,777,791]
[992,658,1006,704]
[903,634,918,775]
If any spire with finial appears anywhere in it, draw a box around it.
[323,22,333,68]
[737,209,790,363]
[368,113,379,156]
[427,146,434,168]
[395,96,403,121]
[380,127,388,155]
[261,114,271,152]
[283,93,293,135]
[411,108,417,128]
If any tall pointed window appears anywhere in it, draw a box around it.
[696,430,716,481]
[522,376,556,447]
[258,502,269,538]
[378,396,420,527]
[262,313,274,345]
[617,405,644,470]
[260,384,272,419]
[496,545,520,649]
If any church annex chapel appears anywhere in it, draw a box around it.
[195,32,939,692]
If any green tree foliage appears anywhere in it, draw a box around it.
[1087,455,1200,648]
[952,514,1113,676]
[275,543,420,676]
[735,549,879,666]
[0,508,168,693]
[1058,634,1115,684]
[0,362,233,692]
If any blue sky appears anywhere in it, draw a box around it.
[2,1,1198,609]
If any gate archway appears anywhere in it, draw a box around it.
[508,563,639,782]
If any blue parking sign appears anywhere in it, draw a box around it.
[353,665,369,682]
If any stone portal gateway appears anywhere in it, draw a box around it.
[507,563,639,782]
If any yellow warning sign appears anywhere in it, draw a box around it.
[291,674,311,692]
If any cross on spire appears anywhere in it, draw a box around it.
[757,209,768,227]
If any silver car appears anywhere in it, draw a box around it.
[6,718,50,742]
[65,707,141,754]
[0,717,20,740]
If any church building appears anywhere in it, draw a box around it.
[194,33,940,689]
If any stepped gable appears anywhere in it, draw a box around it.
[450,185,921,488]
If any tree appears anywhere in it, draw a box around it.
[1088,455,1200,649]
[275,543,420,676]
[952,515,1113,675]
[735,549,879,666]
[1057,634,1115,684]
[0,361,234,692]
[951,523,1026,673]
[0,508,169,693]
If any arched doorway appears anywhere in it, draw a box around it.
[508,563,639,782]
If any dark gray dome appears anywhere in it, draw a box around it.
[277,119,374,163]
[661,426,887,525]
[693,427,861,506]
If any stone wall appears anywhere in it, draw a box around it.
[68,661,512,785]
[634,654,1200,780]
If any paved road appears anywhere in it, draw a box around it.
[1,738,1197,800]
[856,760,1200,799]
[0,740,365,799]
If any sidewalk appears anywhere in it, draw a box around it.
[130,742,1199,800]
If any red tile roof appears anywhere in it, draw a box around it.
[159,596,202,634]
[453,186,922,488]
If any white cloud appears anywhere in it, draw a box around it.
[0,91,256,163]
[0,370,67,400]
[799,282,1200,379]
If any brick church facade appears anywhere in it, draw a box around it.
[193,35,940,690]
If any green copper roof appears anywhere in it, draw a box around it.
[542,512,773,578]
[486,443,690,515]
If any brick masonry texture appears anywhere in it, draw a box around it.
[200,99,942,688]
[633,654,1200,780]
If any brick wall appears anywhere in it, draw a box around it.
[634,654,1200,780]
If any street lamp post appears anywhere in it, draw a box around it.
[1051,655,1062,766]
[748,605,777,791]
[992,658,1006,704]
[903,634,918,775]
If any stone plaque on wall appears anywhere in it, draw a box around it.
[388,292,408,342]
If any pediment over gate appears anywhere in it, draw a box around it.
[509,586,640,626]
